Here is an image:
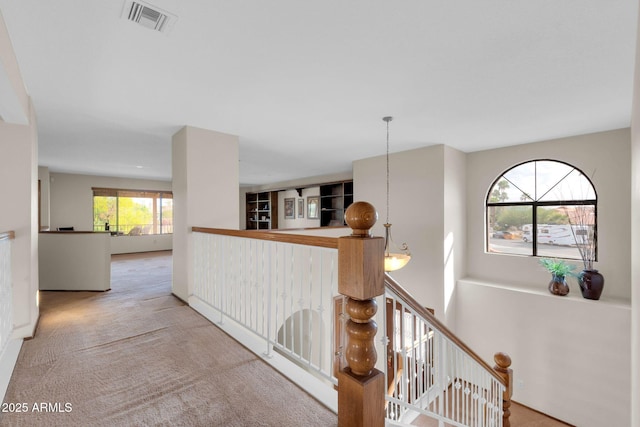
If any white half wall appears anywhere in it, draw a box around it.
[456,279,631,427]
[39,232,111,291]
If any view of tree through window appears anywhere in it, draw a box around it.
[93,188,173,235]
[486,160,596,260]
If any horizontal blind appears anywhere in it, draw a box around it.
[92,188,172,198]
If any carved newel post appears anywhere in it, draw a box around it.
[337,201,385,427]
[494,352,513,427]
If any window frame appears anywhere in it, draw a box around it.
[485,159,597,259]
[92,187,173,236]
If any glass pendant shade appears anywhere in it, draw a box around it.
[384,223,411,272]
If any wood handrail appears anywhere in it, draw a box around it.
[0,230,15,241]
[384,273,507,387]
[193,227,505,386]
[192,227,339,249]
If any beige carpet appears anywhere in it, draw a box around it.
[0,251,337,426]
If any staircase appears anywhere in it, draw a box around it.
[380,274,511,427]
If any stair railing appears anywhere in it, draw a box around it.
[383,274,512,427]
[335,203,512,427]
[191,200,512,427]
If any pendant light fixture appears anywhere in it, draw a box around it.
[382,116,411,272]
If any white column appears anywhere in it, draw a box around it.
[171,126,239,301]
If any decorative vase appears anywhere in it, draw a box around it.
[548,274,569,296]
[579,269,604,300]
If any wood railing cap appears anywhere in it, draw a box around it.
[192,227,339,249]
[0,230,15,241]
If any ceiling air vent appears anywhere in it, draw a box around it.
[123,1,177,33]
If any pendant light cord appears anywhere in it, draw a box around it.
[384,116,392,224]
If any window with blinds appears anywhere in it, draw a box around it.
[92,188,173,235]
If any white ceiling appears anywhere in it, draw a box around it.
[0,0,637,185]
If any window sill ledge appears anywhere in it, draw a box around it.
[458,277,631,308]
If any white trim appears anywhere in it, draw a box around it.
[0,338,23,402]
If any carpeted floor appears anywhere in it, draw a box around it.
[0,251,337,426]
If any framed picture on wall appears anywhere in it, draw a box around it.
[307,196,319,219]
[284,198,295,219]
[298,198,304,218]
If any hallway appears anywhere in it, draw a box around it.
[0,251,336,426]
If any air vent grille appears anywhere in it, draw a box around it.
[123,1,176,33]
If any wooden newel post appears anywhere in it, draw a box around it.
[494,352,513,427]
[337,201,385,427]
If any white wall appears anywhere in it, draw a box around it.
[353,144,468,326]
[442,146,466,329]
[48,172,173,254]
[632,140,639,427]
[354,145,449,317]
[172,126,239,301]
[456,279,630,427]
[459,128,632,425]
[630,5,640,424]
[0,10,38,402]
[0,9,29,124]
[353,133,632,423]
[465,128,631,301]
[0,10,39,339]
[0,105,38,339]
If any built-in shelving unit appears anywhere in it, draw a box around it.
[246,192,278,230]
[320,181,353,227]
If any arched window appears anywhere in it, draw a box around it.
[486,159,597,261]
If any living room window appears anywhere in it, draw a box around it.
[486,160,596,260]
[93,188,173,235]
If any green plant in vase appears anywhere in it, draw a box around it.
[539,258,576,296]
